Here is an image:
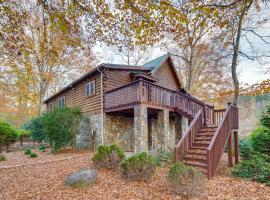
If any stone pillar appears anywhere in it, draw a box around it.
[175,113,182,145]
[157,109,170,151]
[134,105,148,152]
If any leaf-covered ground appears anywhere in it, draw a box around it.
[0,151,269,200]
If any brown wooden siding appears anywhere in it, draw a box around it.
[104,69,134,92]
[153,60,180,91]
[46,73,101,114]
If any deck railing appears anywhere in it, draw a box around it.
[174,109,203,161]
[105,79,214,123]
[206,104,238,179]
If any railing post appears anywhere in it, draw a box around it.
[227,132,233,167]
[203,104,207,126]
[234,131,239,164]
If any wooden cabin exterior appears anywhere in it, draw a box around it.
[44,53,239,179]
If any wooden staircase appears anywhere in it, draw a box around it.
[174,102,239,179]
[184,126,217,174]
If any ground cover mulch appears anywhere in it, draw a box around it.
[0,151,269,200]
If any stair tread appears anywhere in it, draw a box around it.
[184,160,207,168]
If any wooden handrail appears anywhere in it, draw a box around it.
[175,109,203,161]
[206,104,238,179]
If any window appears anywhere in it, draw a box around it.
[86,80,95,97]
[59,96,65,108]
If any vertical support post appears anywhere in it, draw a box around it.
[234,131,239,164]
[227,132,233,167]
[203,104,207,126]
[156,109,170,152]
[134,105,148,152]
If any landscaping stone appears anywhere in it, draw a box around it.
[66,169,97,188]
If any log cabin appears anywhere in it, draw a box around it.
[44,53,239,178]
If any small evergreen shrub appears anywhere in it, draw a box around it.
[29,152,38,158]
[249,126,270,154]
[23,116,45,142]
[0,154,6,161]
[121,152,156,181]
[0,121,17,149]
[261,104,270,128]
[42,107,82,151]
[155,151,173,166]
[232,154,270,186]
[24,149,32,155]
[38,145,46,152]
[17,129,31,146]
[92,144,125,169]
[239,138,253,160]
[167,162,207,198]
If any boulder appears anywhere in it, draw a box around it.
[66,169,97,188]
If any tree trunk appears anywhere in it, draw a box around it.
[231,0,253,105]
[186,47,194,92]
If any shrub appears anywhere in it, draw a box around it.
[167,162,207,199]
[239,138,253,160]
[232,154,270,186]
[42,107,82,151]
[29,152,38,158]
[155,151,173,166]
[23,116,45,142]
[121,152,156,181]
[249,126,270,154]
[0,121,17,150]
[260,104,270,128]
[0,154,6,161]
[17,129,31,146]
[92,144,125,169]
[24,149,32,155]
[38,145,46,152]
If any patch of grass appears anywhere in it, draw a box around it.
[29,152,38,158]
[0,154,6,161]
[155,151,173,167]
[24,149,32,155]
[38,145,46,152]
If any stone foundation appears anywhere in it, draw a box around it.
[76,114,102,150]
[104,113,134,151]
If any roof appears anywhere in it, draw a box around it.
[143,53,170,70]
[44,53,181,103]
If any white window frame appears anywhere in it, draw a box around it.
[59,96,65,108]
[86,80,95,97]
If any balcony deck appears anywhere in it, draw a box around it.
[104,79,214,122]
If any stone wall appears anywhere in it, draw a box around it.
[104,113,134,151]
[76,114,102,150]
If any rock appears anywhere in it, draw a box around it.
[66,169,97,188]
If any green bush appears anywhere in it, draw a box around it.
[167,162,207,198]
[17,129,31,146]
[23,116,45,142]
[249,126,270,154]
[261,104,270,128]
[155,151,173,166]
[0,121,17,150]
[121,152,156,181]
[92,144,125,169]
[42,107,82,151]
[38,145,46,152]
[29,152,38,158]
[24,149,32,155]
[232,154,270,186]
[0,154,6,161]
[239,138,253,160]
